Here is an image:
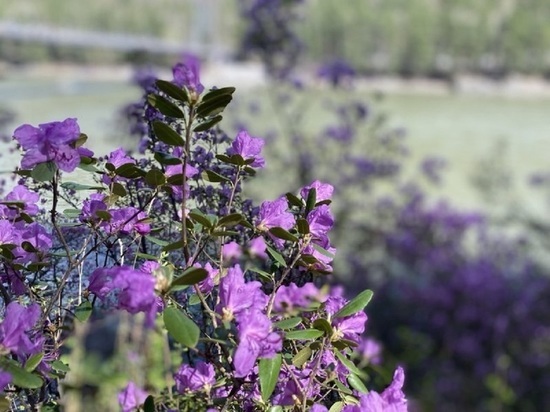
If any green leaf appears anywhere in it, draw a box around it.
[135,252,158,260]
[334,379,353,395]
[273,317,302,330]
[0,359,43,388]
[51,360,70,373]
[24,353,44,372]
[269,227,298,243]
[196,94,233,118]
[188,294,201,305]
[201,87,236,102]
[74,300,93,322]
[162,239,185,252]
[154,151,181,165]
[95,210,112,221]
[348,373,368,394]
[156,79,189,102]
[145,169,167,187]
[143,395,155,412]
[166,173,184,186]
[194,115,223,132]
[115,163,145,179]
[163,307,200,348]
[247,267,273,282]
[74,133,88,148]
[285,329,324,341]
[312,318,333,336]
[147,94,185,118]
[333,350,363,376]
[152,121,185,146]
[312,243,336,260]
[292,345,312,368]
[266,245,287,268]
[170,267,208,289]
[31,161,57,182]
[259,354,282,402]
[334,289,373,319]
[329,401,345,412]
[305,187,317,215]
[201,169,230,183]
[61,182,104,191]
[296,218,310,235]
[218,213,243,228]
[145,235,170,247]
[111,182,127,197]
[188,210,213,228]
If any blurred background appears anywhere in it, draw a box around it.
[2,0,550,411]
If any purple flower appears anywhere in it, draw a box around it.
[0,371,11,391]
[325,292,367,343]
[273,283,319,312]
[357,338,382,365]
[174,361,216,393]
[0,220,19,246]
[227,130,265,168]
[165,163,199,200]
[234,310,282,377]
[102,148,135,184]
[248,236,268,260]
[307,205,334,239]
[13,118,84,172]
[88,266,158,325]
[310,405,328,412]
[4,185,40,216]
[342,367,407,412]
[216,265,267,321]
[118,382,148,412]
[0,302,42,357]
[105,207,151,236]
[257,197,295,247]
[172,53,204,94]
[197,262,219,294]
[300,180,334,203]
[80,193,108,223]
[222,241,242,263]
[317,58,356,87]
[16,222,53,263]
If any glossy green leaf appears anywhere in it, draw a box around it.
[0,359,43,388]
[143,395,156,412]
[24,353,44,372]
[51,360,70,373]
[111,182,127,197]
[266,246,287,267]
[170,267,208,289]
[259,354,282,402]
[154,151,181,165]
[196,94,233,118]
[269,227,298,243]
[285,192,303,208]
[273,317,302,330]
[145,235,170,247]
[31,161,57,182]
[285,329,324,340]
[333,350,363,376]
[147,94,185,118]
[218,213,243,228]
[292,345,312,368]
[75,300,93,322]
[312,318,333,336]
[201,87,236,102]
[348,373,368,394]
[305,187,317,215]
[201,169,230,183]
[188,210,214,228]
[163,307,200,348]
[297,218,310,235]
[156,79,189,102]
[115,163,145,179]
[329,402,345,412]
[248,267,273,282]
[162,239,185,252]
[334,289,373,319]
[194,115,223,132]
[152,121,185,146]
[145,169,167,187]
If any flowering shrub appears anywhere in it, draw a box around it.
[0,60,408,411]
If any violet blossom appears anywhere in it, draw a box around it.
[174,361,216,393]
[0,302,42,357]
[300,180,334,203]
[216,265,267,321]
[234,309,282,377]
[118,381,148,412]
[172,54,204,94]
[227,130,265,168]
[4,185,40,217]
[342,367,407,412]
[13,118,86,172]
